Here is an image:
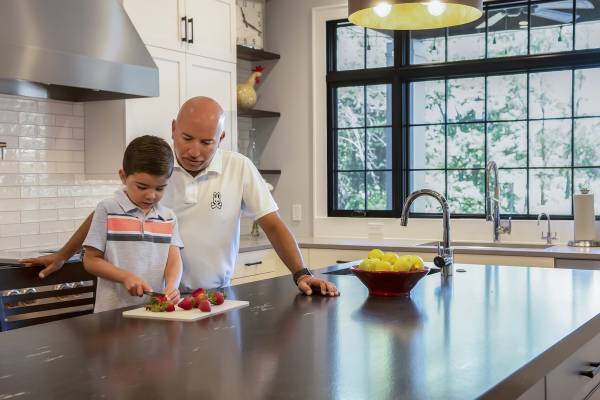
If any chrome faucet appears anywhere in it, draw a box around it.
[401,189,453,278]
[537,212,557,244]
[485,161,512,242]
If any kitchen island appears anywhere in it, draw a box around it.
[1,263,600,399]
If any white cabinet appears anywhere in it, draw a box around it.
[123,0,186,53]
[123,0,236,63]
[185,0,236,62]
[185,54,237,153]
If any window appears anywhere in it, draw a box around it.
[327,0,600,218]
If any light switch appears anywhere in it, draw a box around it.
[292,204,302,221]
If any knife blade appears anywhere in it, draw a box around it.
[143,290,165,297]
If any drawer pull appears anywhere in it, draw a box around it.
[336,260,350,264]
[581,362,600,378]
[244,261,262,267]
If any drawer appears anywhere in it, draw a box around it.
[555,259,600,270]
[547,331,600,400]
[233,249,276,279]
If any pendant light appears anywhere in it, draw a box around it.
[348,0,483,30]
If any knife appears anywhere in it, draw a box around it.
[143,290,165,297]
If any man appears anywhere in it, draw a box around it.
[21,97,339,297]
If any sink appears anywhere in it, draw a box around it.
[417,241,554,249]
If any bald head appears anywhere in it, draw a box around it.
[176,96,225,136]
[171,96,226,176]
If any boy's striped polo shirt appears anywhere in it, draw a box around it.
[83,189,184,313]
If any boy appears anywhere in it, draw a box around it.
[83,135,183,313]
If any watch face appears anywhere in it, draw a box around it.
[236,0,264,49]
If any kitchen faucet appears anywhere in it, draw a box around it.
[537,212,557,245]
[401,189,453,278]
[485,161,512,242]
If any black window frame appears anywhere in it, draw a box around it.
[327,0,600,220]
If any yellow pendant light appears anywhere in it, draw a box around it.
[348,0,483,30]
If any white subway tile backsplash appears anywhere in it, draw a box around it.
[39,197,75,210]
[19,112,54,125]
[0,161,19,173]
[21,209,58,223]
[0,222,39,237]
[0,198,38,211]
[38,126,72,139]
[39,220,73,234]
[72,128,84,139]
[0,174,37,186]
[0,236,20,250]
[39,101,73,116]
[0,97,37,112]
[0,211,20,224]
[0,94,117,250]
[21,186,57,198]
[54,139,83,151]
[19,136,54,150]
[0,123,19,136]
[73,104,84,117]
[0,187,20,199]
[58,207,93,220]
[23,233,58,248]
[19,162,57,174]
[0,111,19,123]
[55,115,84,128]
[55,162,82,174]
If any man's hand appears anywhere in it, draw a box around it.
[164,285,181,304]
[297,276,339,297]
[19,253,66,279]
[122,273,152,297]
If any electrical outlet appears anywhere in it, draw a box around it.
[292,204,302,221]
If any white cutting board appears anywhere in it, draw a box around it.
[122,300,249,321]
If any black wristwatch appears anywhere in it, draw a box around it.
[293,267,313,286]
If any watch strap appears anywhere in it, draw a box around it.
[293,267,313,286]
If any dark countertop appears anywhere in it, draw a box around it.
[1,264,600,399]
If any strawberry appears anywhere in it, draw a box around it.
[165,303,175,312]
[191,288,205,297]
[198,298,211,312]
[207,291,225,305]
[146,295,173,312]
[178,296,194,310]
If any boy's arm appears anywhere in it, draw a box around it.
[163,245,182,303]
[83,246,152,297]
[20,213,94,278]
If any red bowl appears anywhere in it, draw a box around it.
[351,265,430,297]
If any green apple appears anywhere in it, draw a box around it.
[359,259,377,271]
[374,260,393,272]
[382,252,399,265]
[409,255,425,271]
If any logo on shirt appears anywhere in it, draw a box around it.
[210,192,222,209]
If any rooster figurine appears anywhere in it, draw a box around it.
[237,65,264,110]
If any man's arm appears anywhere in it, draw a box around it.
[257,212,339,296]
[19,212,94,278]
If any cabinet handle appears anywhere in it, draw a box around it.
[244,261,262,267]
[336,260,350,264]
[581,362,600,378]
[188,18,194,44]
[181,16,188,42]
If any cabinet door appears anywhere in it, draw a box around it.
[123,0,186,52]
[185,54,237,151]
[125,47,186,145]
[185,0,236,63]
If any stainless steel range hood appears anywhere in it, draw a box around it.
[0,0,158,102]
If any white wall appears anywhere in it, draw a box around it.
[263,0,599,244]
[0,94,120,251]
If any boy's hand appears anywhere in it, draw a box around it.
[122,273,151,297]
[164,285,180,303]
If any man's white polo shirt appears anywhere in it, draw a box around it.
[162,149,278,290]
